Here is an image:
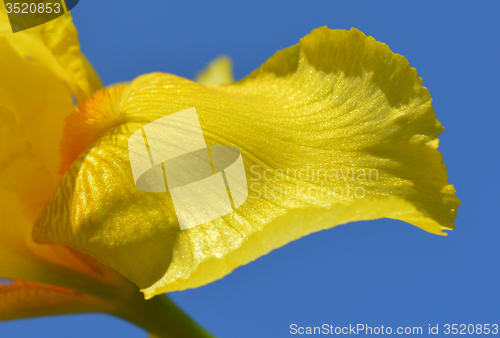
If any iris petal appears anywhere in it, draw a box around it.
[33,27,459,299]
[0,11,102,179]
[0,280,107,321]
[195,55,234,85]
[0,106,102,283]
[0,11,119,294]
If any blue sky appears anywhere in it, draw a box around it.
[2,1,499,337]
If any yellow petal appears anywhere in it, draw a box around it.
[33,27,459,299]
[0,10,102,104]
[0,12,115,288]
[195,55,234,85]
[0,105,130,293]
[0,280,107,321]
[0,11,102,179]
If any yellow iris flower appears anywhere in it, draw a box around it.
[0,10,459,338]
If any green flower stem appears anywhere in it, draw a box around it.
[35,262,214,338]
[110,288,215,338]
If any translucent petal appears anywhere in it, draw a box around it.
[0,11,114,288]
[0,11,102,179]
[195,55,234,85]
[0,280,106,321]
[33,27,460,298]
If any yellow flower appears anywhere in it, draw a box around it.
[0,12,213,337]
[0,9,459,336]
[0,9,112,312]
